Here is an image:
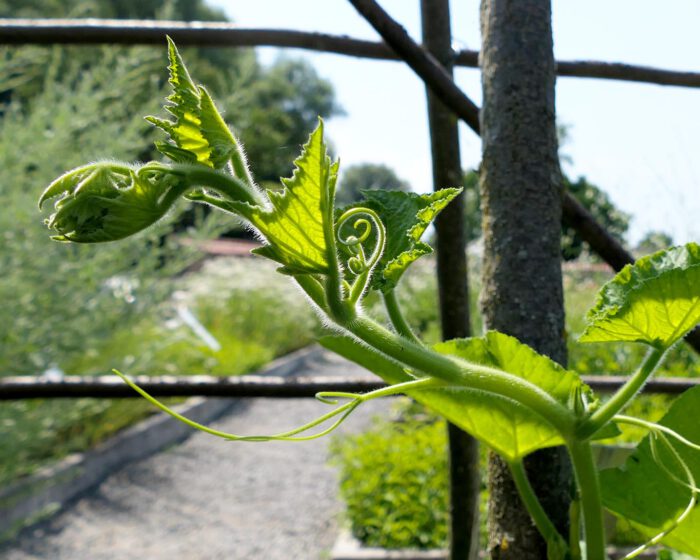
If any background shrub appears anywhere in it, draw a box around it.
[330,402,449,550]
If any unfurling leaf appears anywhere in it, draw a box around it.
[39,162,185,242]
[342,189,461,292]
[248,121,338,275]
[146,37,245,174]
[580,243,700,349]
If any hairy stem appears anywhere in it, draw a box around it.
[578,347,665,439]
[294,275,329,313]
[347,316,576,435]
[382,289,421,344]
[568,440,606,560]
[183,165,265,207]
[508,459,568,555]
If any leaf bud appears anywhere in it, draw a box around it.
[39,162,186,242]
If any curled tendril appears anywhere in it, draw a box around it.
[613,415,699,559]
[336,207,386,303]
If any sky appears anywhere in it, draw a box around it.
[209,0,700,245]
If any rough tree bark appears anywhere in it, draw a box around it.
[421,1,481,558]
[479,1,572,558]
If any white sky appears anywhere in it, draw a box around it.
[210,0,700,245]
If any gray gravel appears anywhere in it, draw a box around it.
[2,350,392,560]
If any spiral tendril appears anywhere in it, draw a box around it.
[336,208,386,275]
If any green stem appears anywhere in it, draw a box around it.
[383,290,421,344]
[578,347,665,439]
[228,136,257,190]
[294,275,329,313]
[157,181,190,211]
[568,439,606,560]
[183,165,265,207]
[508,460,568,556]
[569,497,582,560]
[347,316,576,435]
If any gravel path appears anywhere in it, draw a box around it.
[2,350,391,560]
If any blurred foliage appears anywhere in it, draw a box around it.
[0,0,334,485]
[635,230,674,256]
[233,58,342,183]
[0,0,341,182]
[463,170,630,261]
[336,163,411,206]
[330,401,449,550]
[0,258,318,486]
[0,47,193,375]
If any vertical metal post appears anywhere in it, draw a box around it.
[420,1,480,558]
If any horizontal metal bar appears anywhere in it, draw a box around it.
[0,374,697,400]
[0,19,698,88]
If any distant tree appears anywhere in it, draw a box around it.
[636,230,674,256]
[336,163,411,206]
[463,170,630,260]
[560,175,630,260]
[462,170,481,243]
[233,58,342,183]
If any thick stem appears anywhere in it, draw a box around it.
[179,165,265,207]
[568,440,606,560]
[382,290,420,344]
[348,316,575,435]
[508,460,568,555]
[578,347,665,439]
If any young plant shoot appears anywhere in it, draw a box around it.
[40,39,700,560]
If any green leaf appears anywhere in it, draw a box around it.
[600,387,700,556]
[146,38,240,170]
[322,331,590,461]
[39,162,185,242]
[580,243,700,349]
[247,121,337,274]
[433,332,594,459]
[344,189,461,292]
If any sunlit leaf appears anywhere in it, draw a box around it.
[600,387,700,556]
[580,243,700,349]
[146,37,240,170]
[321,331,589,460]
[247,121,336,274]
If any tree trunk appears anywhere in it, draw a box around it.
[479,1,571,558]
[421,2,481,558]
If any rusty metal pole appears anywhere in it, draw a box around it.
[420,1,480,558]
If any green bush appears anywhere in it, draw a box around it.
[330,402,449,550]
[0,48,191,375]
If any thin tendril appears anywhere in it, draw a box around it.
[315,391,362,405]
[613,416,699,559]
[649,433,700,493]
[113,371,444,443]
[615,414,700,452]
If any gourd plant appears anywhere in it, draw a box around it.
[39,40,700,560]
